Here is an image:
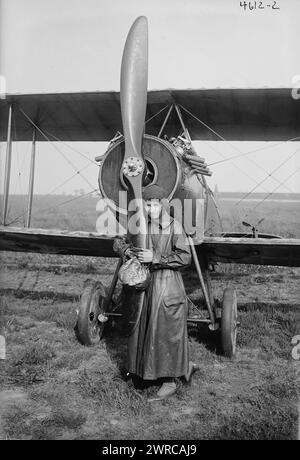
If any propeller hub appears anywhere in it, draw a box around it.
[123,156,144,177]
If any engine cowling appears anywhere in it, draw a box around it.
[98,134,221,239]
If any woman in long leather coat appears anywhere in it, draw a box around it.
[115,184,197,399]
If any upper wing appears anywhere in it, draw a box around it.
[199,237,300,267]
[0,227,117,258]
[1,88,299,141]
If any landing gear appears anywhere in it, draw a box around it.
[220,288,238,358]
[75,279,108,346]
[186,241,239,358]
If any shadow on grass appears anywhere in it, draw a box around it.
[100,326,153,391]
[189,325,222,355]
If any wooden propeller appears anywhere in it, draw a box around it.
[119,17,149,335]
[120,16,148,247]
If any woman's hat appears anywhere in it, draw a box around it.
[142,184,167,201]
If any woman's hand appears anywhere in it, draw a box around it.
[124,247,136,259]
[136,249,153,263]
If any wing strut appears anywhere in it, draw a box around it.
[26,128,36,227]
[2,104,13,226]
[157,104,173,138]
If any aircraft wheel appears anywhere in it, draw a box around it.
[221,288,238,358]
[75,279,107,346]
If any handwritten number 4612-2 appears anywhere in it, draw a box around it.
[240,1,280,10]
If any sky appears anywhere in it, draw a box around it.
[0,0,300,196]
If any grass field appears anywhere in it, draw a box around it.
[0,194,299,440]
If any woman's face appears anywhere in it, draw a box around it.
[145,199,162,220]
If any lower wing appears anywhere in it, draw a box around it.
[200,237,300,267]
[0,226,117,258]
[1,227,300,267]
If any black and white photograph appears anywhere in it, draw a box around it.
[0,0,299,442]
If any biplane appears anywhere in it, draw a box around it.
[0,16,300,357]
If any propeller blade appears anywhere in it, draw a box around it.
[120,16,149,246]
[120,16,148,164]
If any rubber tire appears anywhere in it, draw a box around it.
[221,288,238,358]
[75,279,107,346]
